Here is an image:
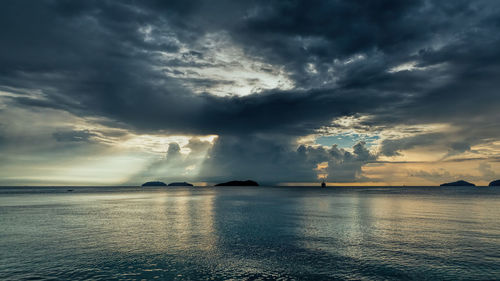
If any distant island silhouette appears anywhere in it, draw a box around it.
[168,182,193,186]
[142,181,167,187]
[138,179,498,187]
[489,180,500,186]
[215,180,259,186]
[440,180,475,186]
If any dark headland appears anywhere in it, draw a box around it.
[440,180,475,186]
[168,182,194,186]
[215,180,259,186]
[141,181,167,187]
[489,180,500,186]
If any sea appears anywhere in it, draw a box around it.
[0,186,499,280]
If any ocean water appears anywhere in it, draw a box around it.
[0,186,499,280]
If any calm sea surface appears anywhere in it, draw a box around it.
[0,186,499,280]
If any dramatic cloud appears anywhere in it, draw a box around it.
[1,0,499,185]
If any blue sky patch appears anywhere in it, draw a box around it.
[316,134,380,148]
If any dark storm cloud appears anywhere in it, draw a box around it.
[233,1,426,71]
[1,0,500,182]
[2,0,498,133]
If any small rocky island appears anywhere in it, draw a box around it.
[168,182,194,186]
[440,180,475,187]
[489,180,500,186]
[141,181,167,187]
[215,180,259,186]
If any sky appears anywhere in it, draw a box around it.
[0,0,499,186]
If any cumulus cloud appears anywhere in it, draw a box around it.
[198,135,376,184]
[127,138,214,184]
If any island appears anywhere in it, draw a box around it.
[141,181,167,187]
[168,182,194,186]
[440,180,475,187]
[215,180,259,186]
[489,180,500,186]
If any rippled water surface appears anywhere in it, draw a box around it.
[1,186,499,280]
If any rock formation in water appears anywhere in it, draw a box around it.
[168,182,194,186]
[440,180,475,186]
[489,180,500,186]
[141,181,167,187]
[215,180,259,186]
